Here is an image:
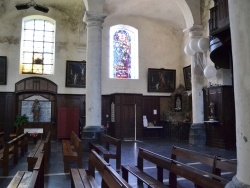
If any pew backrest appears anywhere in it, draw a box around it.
[88,149,109,178]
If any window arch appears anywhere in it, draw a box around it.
[109,25,138,79]
[20,15,56,75]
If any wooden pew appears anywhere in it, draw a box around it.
[102,165,132,188]
[27,131,51,173]
[122,147,169,188]
[71,150,108,188]
[71,150,131,188]
[0,132,4,150]
[16,133,28,156]
[89,133,121,171]
[7,152,44,188]
[0,138,18,176]
[43,131,51,173]
[62,131,82,173]
[27,140,44,171]
[122,147,229,188]
[170,145,237,186]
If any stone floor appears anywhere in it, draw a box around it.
[0,138,237,188]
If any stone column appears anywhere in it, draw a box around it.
[82,11,106,141]
[188,26,206,146]
[226,1,250,187]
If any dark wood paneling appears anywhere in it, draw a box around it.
[0,92,15,140]
[15,77,57,94]
[203,86,235,150]
[142,96,160,124]
[110,94,143,140]
[102,95,110,126]
[209,0,229,36]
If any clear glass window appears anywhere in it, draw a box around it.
[20,16,56,75]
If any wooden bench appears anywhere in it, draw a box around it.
[27,140,44,171]
[71,150,131,188]
[89,133,121,171]
[122,147,169,188]
[27,131,51,173]
[43,131,51,173]
[62,131,83,173]
[0,137,19,176]
[102,165,132,188]
[70,150,106,188]
[7,152,44,188]
[170,145,237,185]
[16,133,28,156]
[122,147,229,188]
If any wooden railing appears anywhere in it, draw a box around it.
[209,0,229,36]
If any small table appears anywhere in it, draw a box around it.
[24,128,43,142]
[143,126,164,138]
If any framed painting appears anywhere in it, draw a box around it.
[0,56,7,85]
[148,68,176,92]
[183,65,191,90]
[66,60,86,88]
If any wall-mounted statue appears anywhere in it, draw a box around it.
[32,99,40,122]
[175,94,182,112]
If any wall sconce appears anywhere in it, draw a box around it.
[184,37,217,80]
[153,109,157,125]
[153,109,157,115]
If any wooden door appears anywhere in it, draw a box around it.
[57,108,80,139]
[57,108,68,139]
[122,105,135,140]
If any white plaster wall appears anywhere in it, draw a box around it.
[0,9,86,94]
[102,16,184,96]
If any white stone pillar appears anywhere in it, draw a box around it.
[83,11,106,130]
[226,1,250,187]
[191,53,204,124]
[188,26,206,146]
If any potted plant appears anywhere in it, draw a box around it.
[15,114,29,135]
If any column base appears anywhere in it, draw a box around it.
[226,176,250,188]
[189,123,206,146]
[82,126,104,151]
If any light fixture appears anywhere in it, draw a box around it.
[184,37,217,79]
[15,0,49,13]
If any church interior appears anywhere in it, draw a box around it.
[0,0,250,187]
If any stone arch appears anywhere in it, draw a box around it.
[83,0,105,12]
[174,0,195,29]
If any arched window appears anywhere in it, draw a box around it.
[109,25,138,79]
[20,15,56,75]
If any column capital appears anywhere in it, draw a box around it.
[83,11,107,27]
[185,25,203,38]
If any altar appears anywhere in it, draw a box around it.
[143,126,164,138]
[24,128,43,140]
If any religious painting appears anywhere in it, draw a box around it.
[183,65,191,90]
[148,68,176,92]
[66,60,86,88]
[0,56,7,85]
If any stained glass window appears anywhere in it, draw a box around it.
[20,16,55,75]
[110,25,138,79]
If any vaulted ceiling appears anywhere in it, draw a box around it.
[104,0,186,29]
[1,0,186,29]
